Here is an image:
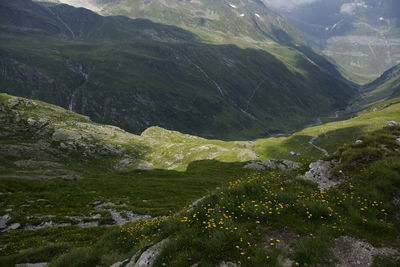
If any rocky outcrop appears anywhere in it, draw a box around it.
[0,214,10,230]
[332,236,398,267]
[15,263,47,267]
[244,160,300,171]
[302,160,340,189]
[125,239,169,267]
[218,262,239,267]
[387,121,400,127]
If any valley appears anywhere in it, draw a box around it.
[0,0,400,266]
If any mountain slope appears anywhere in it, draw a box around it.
[0,0,355,140]
[42,0,346,78]
[269,0,400,83]
[362,64,400,102]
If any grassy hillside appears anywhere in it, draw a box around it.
[2,113,399,266]
[362,64,400,103]
[254,97,400,164]
[1,91,400,265]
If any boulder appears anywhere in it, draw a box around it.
[302,160,340,189]
[332,236,398,267]
[126,239,169,267]
[290,151,301,156]
[2,222,21,232]
[355,140,363,145]
[396,138,400,144]
[387,121,400,127]
[0,214,10,229]
[243,161,265,170]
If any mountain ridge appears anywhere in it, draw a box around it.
[0,0,356,140]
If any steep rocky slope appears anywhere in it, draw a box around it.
[0,0,356,140]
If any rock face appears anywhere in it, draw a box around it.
[332,236,398,267]
[244,160,300,171]
[125,239,169,267]
[302,160,340,189]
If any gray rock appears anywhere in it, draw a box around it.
[387,121,400,127]
[126,239,169,267]
[355,140,363,145]
[219,262,239,267]
[332,236,398,267]
[24,221,71,231]
[2,222,21,232]
[302,160,340,189]
[244,160,300,171]
[114,157,135,171]
[396,138,400,144]
[15,264,47,267]
[108,210,151,225]
[290,151,301,156]
[16,264,47,267]
[52,129,82,141]
[0,214,10,229]
[243,161,266,170]
[110,258,129,267]
[6,97,23,109]
[78,221,99,228]
[14,160,63,169]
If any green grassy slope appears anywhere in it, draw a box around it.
[0,91,400,265]
[4,121,399,266]
[362,64,400,103]
[254,97,400,164]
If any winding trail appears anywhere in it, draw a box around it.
[309,136,329,156]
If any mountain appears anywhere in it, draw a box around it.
[267,0,400,84]
[0,0,355,140]
[41,0,345,78]
[362,63,400,102]
[37,0,305,45]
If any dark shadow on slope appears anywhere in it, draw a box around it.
[0,0,355,140]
